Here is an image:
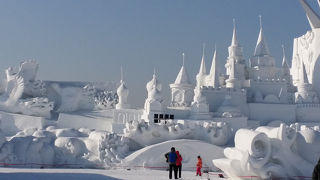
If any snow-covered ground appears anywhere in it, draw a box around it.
[0,168,226,180]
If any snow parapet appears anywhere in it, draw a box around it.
[213,123,320,179]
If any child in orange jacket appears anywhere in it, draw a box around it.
[196,156,202,176]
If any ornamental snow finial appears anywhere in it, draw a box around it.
[182,52,185,67]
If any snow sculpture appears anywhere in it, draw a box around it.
[0,69,53,118]
[124,119,232,146]
[170,53,194,107]
[213,124,320,179]
[5,60,47,97]
[291,0,320,96]
[0,127,134,168]
[141,71,164,122]
[116,68,130,109]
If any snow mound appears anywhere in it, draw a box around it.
[122,139,224,171]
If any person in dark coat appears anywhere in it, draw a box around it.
[165,147,178,179]
[313,158,320,180]
[175,151,183,179]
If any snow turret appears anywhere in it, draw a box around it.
[226,58,241,89]
[207,47,219,88]
[170,53,194,107]
[196,44,207,87]
[146,70,162,92]
[249,16,276,68]
[116,67,130,109]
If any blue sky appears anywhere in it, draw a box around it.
[0,0,317,107]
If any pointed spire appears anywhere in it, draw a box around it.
[209,45,219,88]
[300,60,309,84]
[231,18,239,46]
[282,45,289,68]
[299,0,320,29]
[198,44,207,75]
[254,15,270,56]
[120,66,124,82]
[175,53,191,84]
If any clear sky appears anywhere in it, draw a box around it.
[0,0,317,107]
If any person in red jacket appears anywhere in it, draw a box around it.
[196,155,202,176]
[175,151,183,179]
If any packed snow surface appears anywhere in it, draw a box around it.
[0,168,226,180]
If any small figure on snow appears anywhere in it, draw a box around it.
[176,150,183,179]
[165,147,178,179]
[196,155,202,176]
[313,158,320,180]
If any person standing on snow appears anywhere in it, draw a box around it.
[196,155,202,176]
[165,147,178,179]
[313,158,320,180]
[176,151,183,179]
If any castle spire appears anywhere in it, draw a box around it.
[299,0,320,29]
[120,66,124,82]
[282,45,289,68]
[174,53,191,84]
[209,45,219,88]
[254,15,270,56]
[231,18,239,46]
[198,43,207,75]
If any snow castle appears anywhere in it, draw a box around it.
[0,0,319,137]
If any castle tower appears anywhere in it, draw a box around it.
[170,53,194,107]
[225,19,246,88]
[249,16,276,68]
[116,67,130,109]
[207,46,220,88]
[141,70,164,122]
